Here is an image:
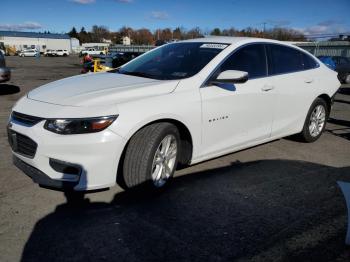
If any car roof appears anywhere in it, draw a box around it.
[182,36,283,45]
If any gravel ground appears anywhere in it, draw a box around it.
[0,56,350,262]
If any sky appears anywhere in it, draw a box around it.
[1,0,350,37]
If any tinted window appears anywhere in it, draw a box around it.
[302,53,318,70]
[218,44,267,79]
[268,44,317,74]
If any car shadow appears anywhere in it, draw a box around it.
[327,118,350,140]
[0,84,20,95]
[328,118,350,128]
[21,159,350,262]
[334,99,350,105]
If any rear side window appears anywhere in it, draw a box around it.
[268,44,318,75]
[219,44,267,78]
[302,53,318,70]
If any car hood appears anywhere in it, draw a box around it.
[27,72,179,107]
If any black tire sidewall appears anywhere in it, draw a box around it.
[122,123,181,189]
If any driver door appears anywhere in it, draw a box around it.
[199,44,275,157]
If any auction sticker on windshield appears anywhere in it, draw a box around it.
[200,43,228,49]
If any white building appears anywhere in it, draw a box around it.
[0,31,74,53]
[122,36,131,46]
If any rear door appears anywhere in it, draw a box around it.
[266,44,320,137]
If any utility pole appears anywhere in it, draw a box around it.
[262,22,267,33]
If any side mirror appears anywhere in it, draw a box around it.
[213,70,249,84]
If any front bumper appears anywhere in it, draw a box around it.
[8,118,126,191]
[13,156,80,190]
[0,67,11,83]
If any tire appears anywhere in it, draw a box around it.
[122,122,180,189]
[299,98,329,143]
[345,73,350,84]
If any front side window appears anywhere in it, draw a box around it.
[215,44,267,79]
[117,42,228,80]
[268,44,318,75]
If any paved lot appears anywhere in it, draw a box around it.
[0,56,350,262]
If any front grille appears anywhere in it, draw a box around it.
[11,111,44,126]
[7,129,37,158]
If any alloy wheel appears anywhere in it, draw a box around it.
[308,105,326,137]
[151,134,178,187]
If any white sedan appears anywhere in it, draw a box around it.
[8,37,340,191]
[19,49,39,57]
[55,50,70,56]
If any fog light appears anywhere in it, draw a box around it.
[49,158,82,175]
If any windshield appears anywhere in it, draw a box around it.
[116,42,228,80]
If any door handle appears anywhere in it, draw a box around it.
[261,85,274,92]
[304,79,314,83]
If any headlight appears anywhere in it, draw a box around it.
[44,115,118,134]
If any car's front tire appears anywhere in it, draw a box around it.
[122,122,180,189]
[299,98,329,142]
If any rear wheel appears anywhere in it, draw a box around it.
[299,98,329,142]
[122,123,180,189]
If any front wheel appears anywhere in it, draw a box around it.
[121,123,180,189]
[299,98,329,142]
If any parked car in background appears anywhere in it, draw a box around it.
[93,52,141,71]
[317,56,336,71]
[55,50,69,57]
[0,51,11,82]
[19,49,39,57]
[44,50,55,57]
[8,37,340,192]
[318,55,350,84]
[80,48,106,57]
[110,52,141,68]
[332,56,350,84]
[155,40,167,46]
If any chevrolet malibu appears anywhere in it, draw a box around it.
[8,37,340,191]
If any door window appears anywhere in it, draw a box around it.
[267,44,318,75]
[219,44,267,79]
